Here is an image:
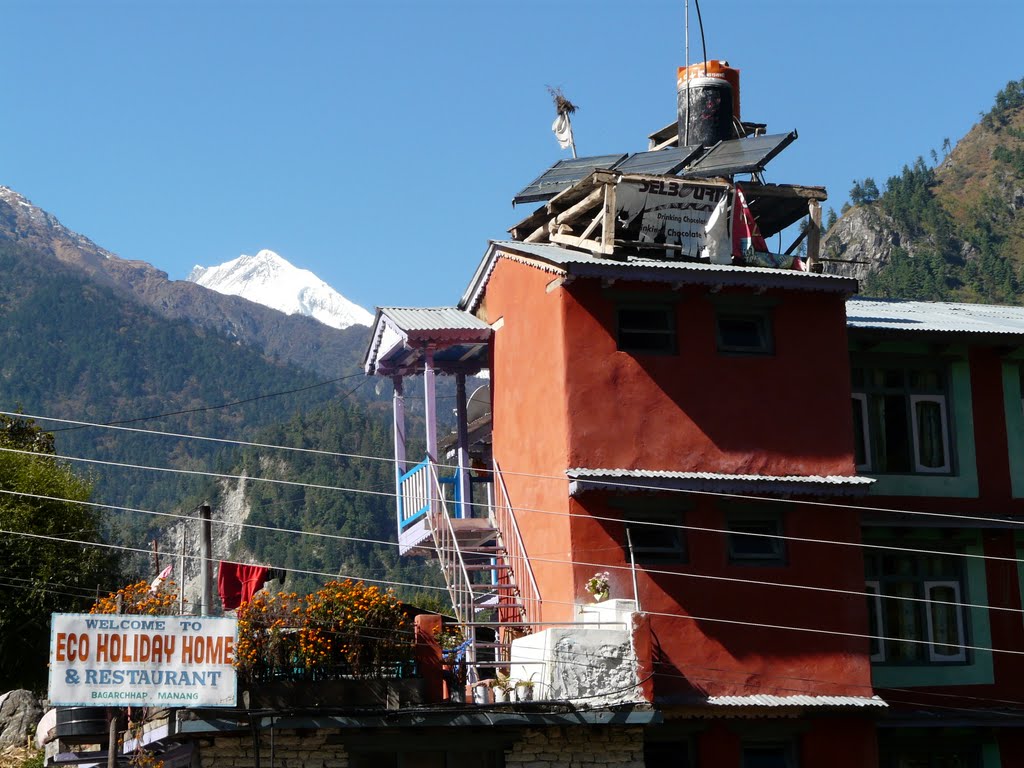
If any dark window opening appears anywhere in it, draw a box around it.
[742,742,796,768]
[617,305,676,354]
[624,508,688,564]
[644,740,692,768]
[727,517,785,564]
[716,312,773,355]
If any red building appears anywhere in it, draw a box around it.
[362,68,1024,768]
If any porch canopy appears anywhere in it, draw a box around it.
[364,307,493,548]
[364,306,492,377]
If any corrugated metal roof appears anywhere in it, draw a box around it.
[567,468,873,498]
[460,241,857,312]
[567,469,874,485]
[497,240,848,279]
[706,695,887,708]
[847,298,1024,335]
[379,307,491,333]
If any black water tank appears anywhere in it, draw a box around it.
[677,75,734,149]
[55,707,108,744]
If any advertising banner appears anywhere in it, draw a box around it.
[615,177,729,257]
[49,613,238,708]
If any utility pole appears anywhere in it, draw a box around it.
[199,504,212,616]
[107,594,122,768]
[179,523,186,613]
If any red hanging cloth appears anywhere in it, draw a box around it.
[217,562,271,610]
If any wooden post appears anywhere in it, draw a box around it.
[106,714,118,768]
[455,374,471,519]
[107,594,122,768]
[179,524,186,613]
[393,376,407,529]
[601,182,617,254]
[806,199,822,272]
[423,348,438,463]
[199,504,212,616]
[151,539,159,575]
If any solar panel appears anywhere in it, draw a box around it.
[513,154,628,205]
[612,145,704,176]
[680,131,798,178]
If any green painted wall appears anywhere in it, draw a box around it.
[1002,363,1024,499]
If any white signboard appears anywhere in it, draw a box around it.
[615,178,728,256]
[49,614,238,708]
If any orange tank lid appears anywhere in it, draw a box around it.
[677,60,740,120]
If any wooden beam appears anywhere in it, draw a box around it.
[741,182,829,201]
[784,228,808,256]
[523,224,548,243]
[806,200,822,272]
[550,232,614,255]
[601,182,616,251]
[553,187,605,226]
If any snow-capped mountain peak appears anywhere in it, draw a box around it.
[188,249,373,330]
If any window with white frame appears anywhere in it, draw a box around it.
[864,547,968,664]
[851,363,952,474]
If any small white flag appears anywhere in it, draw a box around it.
[552,112,574,150]
[547,87,578,157]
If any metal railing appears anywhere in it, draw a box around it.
[491,460,542,628]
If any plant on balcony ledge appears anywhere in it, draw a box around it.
[585,571,611,602]
[234,580,413,685]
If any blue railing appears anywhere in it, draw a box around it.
[398,458,432,530]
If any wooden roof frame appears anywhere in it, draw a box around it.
[507,170,828,265]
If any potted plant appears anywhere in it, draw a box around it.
[489,672,513,703]
[515,674,538,702]
[585,571,611,602]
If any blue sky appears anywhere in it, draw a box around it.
[2,0,1022,311]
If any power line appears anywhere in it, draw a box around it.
[46,373,367,433]
[4,525,1023,663]
[0,527,448,595]
[3,408,402,465]
[2,484,1020,620]
[2,444,1020,571]
[14,407,1024,534]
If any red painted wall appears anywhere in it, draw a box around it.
[570,492,874,698]
[481,257,577,622]
[559,279,857,476]
[481,255,867,680]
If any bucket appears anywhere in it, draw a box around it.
[55,707,108,744]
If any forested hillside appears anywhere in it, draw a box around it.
[231,400,443,602]
[823,77,1024,302]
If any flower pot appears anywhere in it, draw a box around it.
[515,684,534,702]
[493,687,510,703]
[592,590,609,602]
[473,683,493,705]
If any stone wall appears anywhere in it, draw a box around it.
[196,725,644,768]
[199,731,348,768]
[505,726,644,768]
